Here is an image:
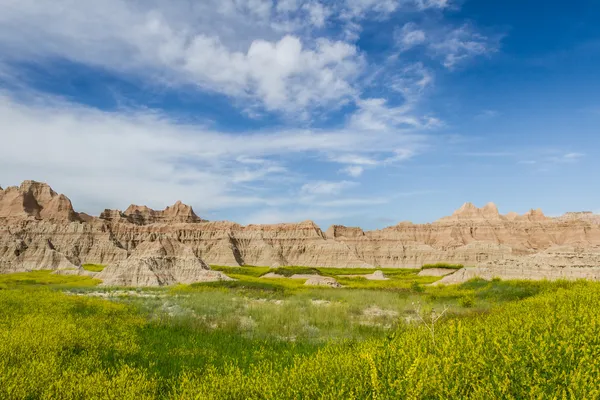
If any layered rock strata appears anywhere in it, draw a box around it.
[2,181,600,286]
[96,238,231,287]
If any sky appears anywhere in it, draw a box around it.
[0,0,599,229]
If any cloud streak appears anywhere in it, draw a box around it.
[0,89,432,216]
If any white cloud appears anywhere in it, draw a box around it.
[350,98,440,131]
[0,0,503,224]
[414,0,450,10]
[389,62,434,101]
[330,154,380,165]
[343,0,400,18]
[517,152,585,168]
[0,0,364,116]
[562,152,585,160]
[0,90,434,216]
[302,2,330,27]
[0,0,487,117]
[394,22,500,69]
[475,109,500,119]
[340,165,365,177]
[461,152,515,157]
[430,24,499,68]
[397,23,427,50]
[300,180,358,195]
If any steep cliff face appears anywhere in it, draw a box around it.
[2,181,600,281]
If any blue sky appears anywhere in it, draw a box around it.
[0,0,598,229]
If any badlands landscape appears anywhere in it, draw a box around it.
[2,180,600,398]
[2,180,600,285]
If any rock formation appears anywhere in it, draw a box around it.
[96,237,231,287]
[2,180,600,286]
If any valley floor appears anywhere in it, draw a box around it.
[1,267,599,399]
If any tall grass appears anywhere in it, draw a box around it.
[1,280,599,398]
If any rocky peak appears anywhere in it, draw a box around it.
[0,180,80,222]
[438,202,497,222]
[125,204,154,214]
[504,211,519,220]
[124,204,159,225]
[122,201,202,225]
[19,180,57,207]
[520,208,548,222]
[163,201,202,223]
[99,209,126,222]
[454,202,478,216]
[481,202,501,219]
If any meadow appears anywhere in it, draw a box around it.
[1,267,599,399]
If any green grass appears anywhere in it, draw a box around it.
[1,279,599,398]
[210,265,270,277]
[0,270,100,289]
[265,266,321,277]
[2,269,600,398]
[421,262,464,270]
[210,266,443,291]
[82,263,106,272]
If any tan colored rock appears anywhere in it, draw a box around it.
[261,272,286,279]
[0,180,80,221]
[96,237,232,287]
[124,201,203,225]
[433,249,600,285]
[304,276,342,288]
[339,270,388,280]
[3,181,600,285]
[0,238,79,273]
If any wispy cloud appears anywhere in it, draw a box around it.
[340,165,365,177]
[0,89,436,215]
[394,22,501,69]
[0,0,508,225]
[518,152,586,170]
[0,0,473,119]
[396,23,427,50]
[460,151,515,157]
[475,109,500,120]
[551,152,585,163]
[300,180,357,196]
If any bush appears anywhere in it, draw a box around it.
[411,281,425,293]
[459,295,475,308]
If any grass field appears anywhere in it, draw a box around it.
[1,267,599,398]
[82,263,107,272]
